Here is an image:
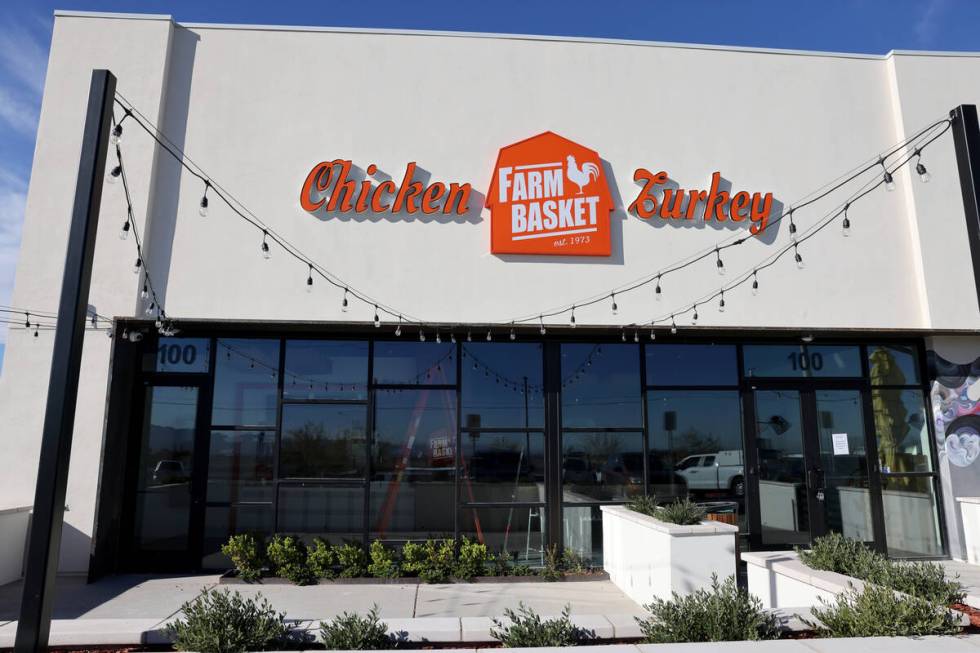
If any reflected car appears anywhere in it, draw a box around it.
[674,450,745,497]
[152,460,187,484]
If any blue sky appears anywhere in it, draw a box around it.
[1,0,979,371]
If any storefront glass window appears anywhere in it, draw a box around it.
[881,475,943,557]
[279,404,368,479]
[202,504,273,568]
[212,339,280,426]
[743,345,861,378]
[148,337,210,373]
[561,432,644,501]
[277,485,365,544]
[872,389,933,473]
[459,505,546,566]
[646,344,738,386]
[371,389,456,540]
[461,343,544,429]
[563,505,603,566]
[372,341,456,385]
[561,344,642,428]
[868,345,921,386]
[460,431,544,503]
[283,340,368,400]
[207,430,275,503]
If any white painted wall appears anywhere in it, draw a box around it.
[3,12,980,572]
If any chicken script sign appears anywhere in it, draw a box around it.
[486,132,614,256]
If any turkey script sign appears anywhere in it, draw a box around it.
[486,132,614,256]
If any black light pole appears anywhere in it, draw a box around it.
[15,69,116,653]
[951,104,980,312]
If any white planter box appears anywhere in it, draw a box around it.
[600,504,737,606]
[958,497,980,564]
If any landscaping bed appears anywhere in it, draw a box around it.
[219,570,609,585]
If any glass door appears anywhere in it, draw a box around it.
[127,382,209,570]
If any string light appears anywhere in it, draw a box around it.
[649,327,656,341]
[509,327,516,340]
[915,149,930,183]
[107,164,122,184]
[120,216,130,240]
[611,292,618,315]
[374,306,381,328]
[718,290,726,312]
[670,315,677,335]
[620,327,626,342]
[435,331,441,343]
[655,274,662,301]
[570,306,576,328]
[842,203,851,237]
[715,248,725,275]
[788,207,796,235]
[133,257,142,274]
[305,264,314,293]
[23,312,30,328]
[341,288,349,312]
[199,181,210,217]
[261,230,271,259]
[395,315,402,337]
[751,270,759,295]
[633,330,639,343]
[691,305,699,325]
[450,333,456,344]
[881,157,896,191]
[419,328,426,342]
[794,242,805,269]
[110,122,124,145]
[467,331,472,342]
[539,316,546,335]
[486,329,492,342]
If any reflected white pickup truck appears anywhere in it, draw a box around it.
[675,450,744,497]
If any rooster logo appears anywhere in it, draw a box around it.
[566,155,601,195]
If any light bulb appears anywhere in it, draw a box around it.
[716,250,725,275]
[842,216,851,237]
[621,330,626,342]
[374,307,381,328]
[450,333,456,344]
[795,246,805,269]
[120,220,130,240]
[649,328,656,341]
[395,319,402,337]
[145,301,155,316]
[261,232,271,259]
[199,195,209,217]
[692,307,699,325]
[719,295,726,312]
[570,307,577,328]
[509,328,516,341]
[140,284,148,300]
[133,258,142,274]
[670,317,678,335]
[633,331,639,343]
[110,122,123,144]
[540,319,546,335]
[751,273,759,295]
[611,293,618,315]
[884,170,895,191]
[341,289,349,312]
[306,274,314,293]
[655,277,662,301]
[916,161,930,183]
[107,165,122,184]
[419,330,426,342]
[436,332,441,344]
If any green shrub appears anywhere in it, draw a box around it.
[266,535,315,585]
[875,561,965,606]
[400,539,454,583]
[165,588,287,653]
[636,574,779,643]
[400,541,427,576]
[335,542,368,578]
[307,538,335,580]
[627,494,658,517]
[541,544,562,582]
[798,533,964,605]
[805,583,961,638]
[221,534,264,582]
[491,603,595,647]
[368,540,400,579]
[655,498,706,526]
[796,531,882,579]
[454,537,491,580]
[492,550,531,577]
[561,548,588,574]
[319,605,393,650]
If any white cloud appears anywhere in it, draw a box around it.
[915,0,950,48]
[0,84,38,136]
[0,19,47,96]
[0,163,27,345]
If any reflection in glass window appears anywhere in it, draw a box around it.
[881,475,942,557]
[372,341,456,385]
[461,343,544,429]
[561,432,643,501]
[561,344,642,428]
[564,505,603,566]
[278,485,365,544]
[207,430,275,503]
[212,339,279,426]
[202,504,273,569]
[646,344,738,386]
[868,345,921,386]
[459,505,545,566]
[460,432,544,503]
[283,340,368,400]
[280,405,367,478]
[149,337,210,373]
[371,389,456,540]
[743,345,861,378]
[872,389,933,473]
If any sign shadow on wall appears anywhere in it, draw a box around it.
[630,174,783,246]
[493,159,626,266]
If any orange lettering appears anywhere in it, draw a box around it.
[750,192,774,235]
[372,180,396,212]
[659,188,685,219]
[392,162,424,213]
[444,183,471,215]
[422,182,446,214]
[730,191,750,221]
[704,172,729,222]
[300,162,330,212]
[629,168,669,219]
[324,160,357,212]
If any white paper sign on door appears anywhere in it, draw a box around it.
[832,433,849,456]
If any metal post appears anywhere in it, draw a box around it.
[950,104,980,312]
[15,69,116,653]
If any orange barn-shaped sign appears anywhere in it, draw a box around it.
[486,132,613,256]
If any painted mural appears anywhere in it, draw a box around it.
[930,352,980,469]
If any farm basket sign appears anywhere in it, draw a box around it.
[299,132,774,257]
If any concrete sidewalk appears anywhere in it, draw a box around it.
[942,560,980,607]
[0,575,646,647]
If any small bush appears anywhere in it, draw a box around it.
[166,588,287,653]
[266,535,315,585]
[627,494,658,517]
[454,537,491,580]
[335,542,368,578]
[400,541,427,576]
[656,498,706,526]
[491,603,595,647]
[221,534,264,582]
[798,533,964,605]
[319,605,393,650]
[400,539,454,583]
[805,583,961,638]
[561,548,588,574]
[368,540,401,579]
[636,574,779,643]
[541,544,562,582]
[492,551,531,577]
[307,538,335,580]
